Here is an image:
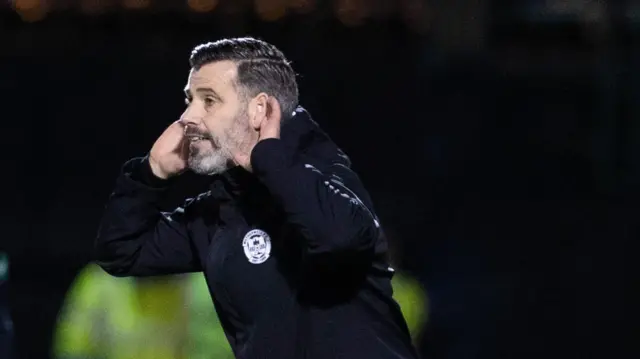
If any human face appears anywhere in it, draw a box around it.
[182,61,255,175]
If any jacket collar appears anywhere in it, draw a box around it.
[212,106,350,199]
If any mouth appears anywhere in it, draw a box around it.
[185,132,212,143]
[187,135,208,142]
[184,124,211,143]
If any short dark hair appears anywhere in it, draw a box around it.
[189,37,299,120]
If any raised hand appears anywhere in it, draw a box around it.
[233,96,282,172]
[148,121,189,179]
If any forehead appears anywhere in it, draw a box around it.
[187,60,238,92]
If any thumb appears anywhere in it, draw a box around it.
[259,97,282,140]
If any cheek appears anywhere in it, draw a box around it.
[202,116,231,141]
[202,115,222,134]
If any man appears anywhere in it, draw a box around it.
[95,37,418,359]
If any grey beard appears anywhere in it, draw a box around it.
[189,110,253,175]
[188,148,230,175]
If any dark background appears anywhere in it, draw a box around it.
[0,0,634,358]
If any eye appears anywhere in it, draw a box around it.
[204,97,215,107]
[184,97,191,106]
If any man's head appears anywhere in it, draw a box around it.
[181,37,299,175]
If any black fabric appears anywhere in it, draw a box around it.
[94,107,418,359]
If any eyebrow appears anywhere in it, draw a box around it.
[184,87,222,101]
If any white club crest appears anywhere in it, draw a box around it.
[242,229,272,264]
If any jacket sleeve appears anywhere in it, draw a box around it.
[251,139,381,256]
[94,157,203,277]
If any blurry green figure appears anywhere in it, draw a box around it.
[188,273,234,359]
[386,227,429,343]
[53,263,232,359]
[54,262,425,359]
[391,271,428,343]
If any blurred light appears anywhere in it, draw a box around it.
[335,0,367,27]
[289,0,315,14]
[188,0,219,13]
[255,0,287,21]
[12,0,49,22]
[123,0,151,10]
[13,0,37,11]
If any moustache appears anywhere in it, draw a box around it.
[183,125,212,141]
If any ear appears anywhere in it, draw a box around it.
[248,93,269,131]
[266,96,282,123]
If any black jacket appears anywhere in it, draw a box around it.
[95,107,418,359]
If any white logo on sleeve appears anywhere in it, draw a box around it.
[242,229,272,264]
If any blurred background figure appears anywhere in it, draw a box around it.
[53,261,425,359]
[53,264,233,359]
[385,228,429,345]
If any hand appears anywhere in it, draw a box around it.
[258,96,282,141]
[148,121,188,179]
[234,97,282,171]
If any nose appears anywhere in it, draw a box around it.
[180,112,201,126]
[180,105,204,126]
[180,117,200,128]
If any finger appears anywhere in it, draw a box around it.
[267,97,282,123]
[172,120,186,132]
[165,121,187,154]
[168,121,187,139]
[178,134,189,157]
